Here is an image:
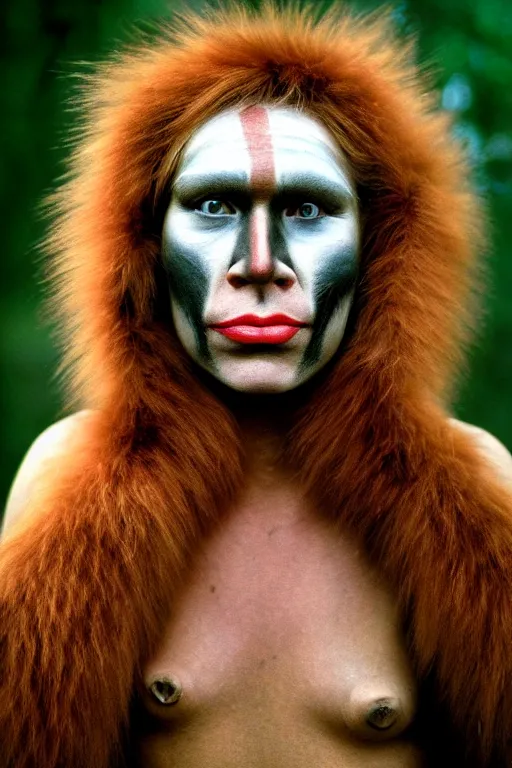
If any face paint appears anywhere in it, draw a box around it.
[240,106,275,197]
[302,244,358,370]
[162,106,360,393]
[161,237,211,360]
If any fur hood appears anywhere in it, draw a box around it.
[1,5,511,767]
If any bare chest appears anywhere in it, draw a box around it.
[135,478,423,767]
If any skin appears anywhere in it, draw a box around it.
[133,422,424,768]
[4,106,512,767]
[162,106,360,393]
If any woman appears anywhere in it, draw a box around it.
[2,5,512,766]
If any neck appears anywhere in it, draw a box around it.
[229,394,292,481]
[193,363,326,480]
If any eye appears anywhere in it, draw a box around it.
[198,199,235,216]
[285,202,324,219]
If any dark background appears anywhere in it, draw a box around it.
[1,0,511,508]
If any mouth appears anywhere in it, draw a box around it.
[209,313,309,345]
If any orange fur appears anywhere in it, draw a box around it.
[1,4,511,766]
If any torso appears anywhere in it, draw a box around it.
[7,413,512,766]
[9,413,512,766]
[134,466,424,767]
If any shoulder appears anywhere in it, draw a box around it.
[2,410,95,537]
[449,418,512,486]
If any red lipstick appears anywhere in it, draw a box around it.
[210,314,308,345]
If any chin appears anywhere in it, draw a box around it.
[212,359,305,394]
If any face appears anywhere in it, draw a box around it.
[162,106,360,393]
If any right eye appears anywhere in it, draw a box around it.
[198,200,236,216]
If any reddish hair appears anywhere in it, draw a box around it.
[0,5,510,766]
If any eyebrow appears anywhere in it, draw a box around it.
[173,170,355,208]
[173,172,249,200]
[274,172,355,208]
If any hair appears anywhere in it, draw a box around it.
[0,4,511,767]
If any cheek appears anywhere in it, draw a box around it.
[163,231,210,319]
[162,211,216,360]
[316,294,355,356]
[163,207,238,296]
[294,226,359,369]
[162,210,244,365]
[312,238,359,311]
[287,219,359,298]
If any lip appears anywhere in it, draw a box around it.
[212,314,307,328]
[209,313,309,345]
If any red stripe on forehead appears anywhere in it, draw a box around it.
[239,106,276,197]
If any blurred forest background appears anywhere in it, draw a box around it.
[1,0,511,508]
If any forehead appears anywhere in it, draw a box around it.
[177,106,353,189]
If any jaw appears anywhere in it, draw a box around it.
[201,352,306,394]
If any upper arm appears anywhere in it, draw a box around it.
[2,411,94,538]
[450,418,512,487]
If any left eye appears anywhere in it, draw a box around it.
[285,203,324,219]
[198,200,235,216]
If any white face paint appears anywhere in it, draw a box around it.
[162,106,360,393]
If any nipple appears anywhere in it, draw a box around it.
[344,686,415,741]
[365,698,401,731]
[147,675,183,706]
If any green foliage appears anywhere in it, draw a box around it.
[1,0,511,507]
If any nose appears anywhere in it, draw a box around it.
[247,205,274,281]
[227,205,294,289]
